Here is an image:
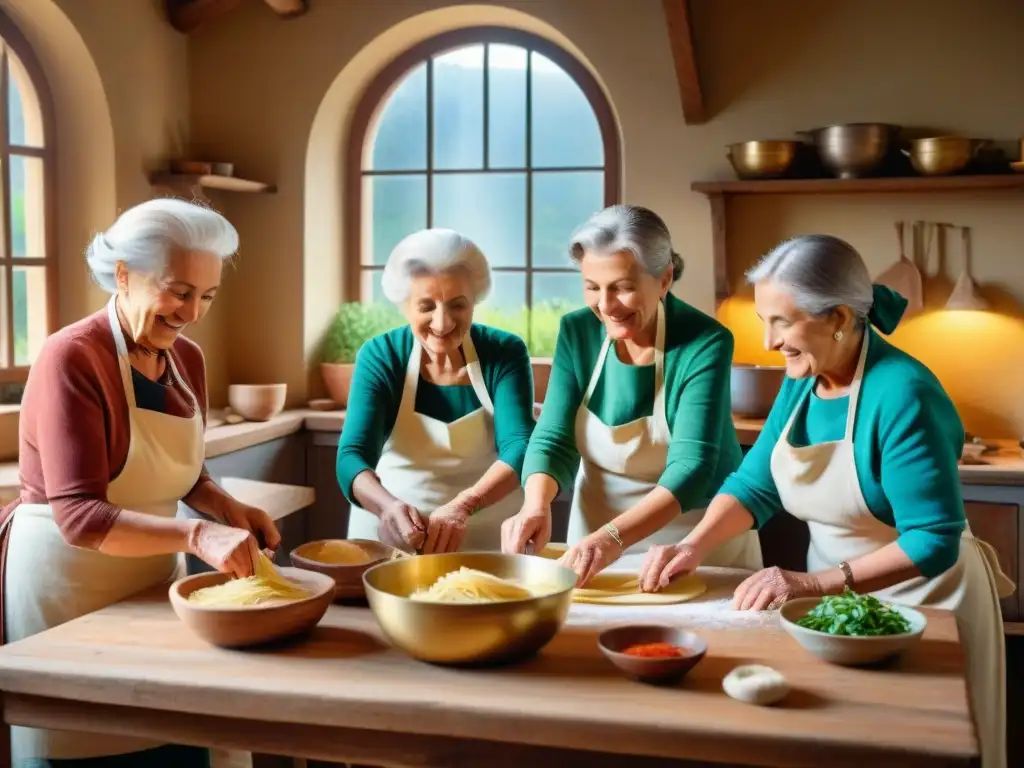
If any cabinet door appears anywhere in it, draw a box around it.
[964,501,1019,621]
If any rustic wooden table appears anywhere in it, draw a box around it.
[0,571,979,768]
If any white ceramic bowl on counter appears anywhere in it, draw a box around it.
[779,597,927,666]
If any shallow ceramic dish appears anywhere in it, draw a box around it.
[598,624,707,685]
[779,597,927,666]
[169,567,334,648]
[290,538,395,600]
[363,552,577,666]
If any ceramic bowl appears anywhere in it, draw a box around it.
[169,567,334,648]
[779,597,927,666]
[289,538,395,600]
[597,624,707,685]
[227,383,287,422]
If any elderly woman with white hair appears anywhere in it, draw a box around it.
[0,198,280,768]
[502,204,762,582]
[639,234,1013,768]
[337,228,535,553]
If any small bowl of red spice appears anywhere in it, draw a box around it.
[597,624,707,685]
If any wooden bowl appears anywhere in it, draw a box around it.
[597,624,707,685]
[227,383,287,421]
[779,597,926,666]
[290,539,394,600]
[169,567,334,648]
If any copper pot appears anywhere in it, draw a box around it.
[902,136,987,176]
[726,140,799,180]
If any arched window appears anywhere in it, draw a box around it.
[347,27,619,354]
[0,13,55,382]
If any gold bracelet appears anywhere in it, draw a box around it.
[603,522,624,548]
[838,560,855,590]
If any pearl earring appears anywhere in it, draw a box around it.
[833,330,843,341]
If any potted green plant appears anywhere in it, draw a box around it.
[320,302,402,406]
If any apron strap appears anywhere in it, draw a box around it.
[398,338,423,419]
[843,329,871,440]
[106,297,137,410]
[462,331,494,415]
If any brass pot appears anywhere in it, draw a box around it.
[363,552,577,666]
[802,123,900,179]
[726,140,799,180]
[902,136,986,176]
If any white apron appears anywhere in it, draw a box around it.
[568,301,762,568]
[3,296,206,761]
[346,333,522,551]
[770,331,1013,768]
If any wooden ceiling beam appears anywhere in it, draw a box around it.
[165,0,308,34]
[662,0,706,125]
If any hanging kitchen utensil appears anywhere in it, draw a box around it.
[874,220,923,315]
[945,225,988,311]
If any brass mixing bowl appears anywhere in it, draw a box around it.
[903,136,984,176]
[362,552,577,666]
[727,140,799,179]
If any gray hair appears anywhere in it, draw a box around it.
[86,198,239,293]
[568,204,683,281]
[381,228,492,304]
[746,235,873,323]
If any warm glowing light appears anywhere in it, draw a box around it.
[719,299,1024,439]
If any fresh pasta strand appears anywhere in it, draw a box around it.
[188,551,311,607]
[410,567,552,603]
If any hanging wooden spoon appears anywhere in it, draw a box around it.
[945,225,988,311]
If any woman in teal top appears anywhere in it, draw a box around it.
[639,234,1010,768]
[501,204,762,583]
[337,229,535,554]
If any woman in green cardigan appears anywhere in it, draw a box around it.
[501,204,762,583]
[336,229,535,553]
[639,234,1012,768]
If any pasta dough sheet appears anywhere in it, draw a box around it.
[537,545,707,605]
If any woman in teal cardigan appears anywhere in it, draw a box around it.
[501,204,763,583]
[336,229,535,554]
[639,234,1011,768]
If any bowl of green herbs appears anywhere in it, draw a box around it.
[779,590,927,666]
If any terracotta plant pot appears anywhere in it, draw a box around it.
[531,357,552,403]
[320,362,355,407]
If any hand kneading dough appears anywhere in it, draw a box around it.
[535,547,706,605]
[722,665,790,705]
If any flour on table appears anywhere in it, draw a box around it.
[564,565,780,631]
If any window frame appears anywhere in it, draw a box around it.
[345,26,621,311]
[0,10,57,383]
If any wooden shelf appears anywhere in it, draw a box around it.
[692,174,1024,300]
[693,173,1024,197]
[149,172,276,199]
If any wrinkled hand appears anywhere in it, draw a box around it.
[188,519,261,579]
[501,501,552,555]
[422,496,475,554]
[222,501,282,552]
[558,528,621,586]
[639,542,701,593]
[732,566,823,611]
[379,500,427,552]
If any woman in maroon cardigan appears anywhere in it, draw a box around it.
[0,198,280,767]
